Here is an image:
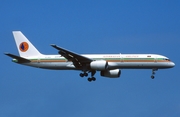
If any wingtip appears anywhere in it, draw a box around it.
[51,44,57,47]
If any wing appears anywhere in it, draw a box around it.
[51,44,93,68]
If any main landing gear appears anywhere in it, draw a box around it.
[151,68,158,79]
[80,72,88,77]
[79,70,96,82]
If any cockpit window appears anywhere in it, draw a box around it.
[164,58,171,61]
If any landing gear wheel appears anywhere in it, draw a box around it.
[151,75,155,79]
[92,77,96,81]
[88,78,92,82]
[151,68,158,79]
[84,73,88,77]
[87,77,96,82]
[80,73,84,77]
[86,70,97,82]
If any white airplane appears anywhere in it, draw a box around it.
[5,31,175,82]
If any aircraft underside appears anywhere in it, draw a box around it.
[24,62,173,69]
[23,61,173,82]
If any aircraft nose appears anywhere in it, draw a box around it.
[170,62,175,68]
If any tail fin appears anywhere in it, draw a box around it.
[13,31,42,57]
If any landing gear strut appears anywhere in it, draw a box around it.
[87,70,96,82]
[151,69,158,79]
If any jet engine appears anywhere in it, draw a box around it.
[90,60,108,71]
[100,69,121,78]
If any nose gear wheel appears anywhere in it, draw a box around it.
[151,69,158,79]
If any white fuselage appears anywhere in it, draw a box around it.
[20,54,175,70]
[6,31,175,80]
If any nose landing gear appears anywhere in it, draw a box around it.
[151,69,158,79]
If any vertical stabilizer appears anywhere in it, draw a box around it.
[13,31,42,57]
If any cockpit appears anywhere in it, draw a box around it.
[163,58,171,61]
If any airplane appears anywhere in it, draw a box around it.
[5,31,175,82]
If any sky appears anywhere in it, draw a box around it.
[0,0,180,117]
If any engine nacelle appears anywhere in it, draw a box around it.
[100,69,121,78]
[90,60,108,71]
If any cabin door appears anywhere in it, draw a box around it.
[154,56,157,62]
[120,54,124,62]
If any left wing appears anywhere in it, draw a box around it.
[51,44,93,68]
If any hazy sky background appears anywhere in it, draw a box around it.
[1,0,180,117]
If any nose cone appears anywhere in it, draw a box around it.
[170,62,175,68]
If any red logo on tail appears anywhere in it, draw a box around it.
[19,42,29,52]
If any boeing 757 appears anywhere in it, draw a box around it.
[5,31,175,82]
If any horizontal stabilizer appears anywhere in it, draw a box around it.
[5,53,31,63]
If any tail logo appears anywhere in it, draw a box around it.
[19,42,29,52]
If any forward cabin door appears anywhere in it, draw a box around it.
[120,54,124,62]
[154,56,157,62]
[37,56,40,63]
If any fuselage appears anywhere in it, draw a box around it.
[6,31,175,81]
[15,54,175,70]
